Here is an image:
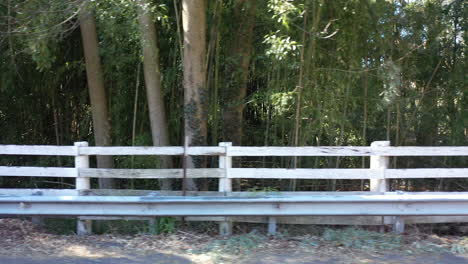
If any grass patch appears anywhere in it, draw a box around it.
[322,227,402,250]
[43,218,77,235]
[195,232,267,255]
[43,217,178,235]
[94,217,177,235]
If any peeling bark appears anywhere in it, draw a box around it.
[182,0,208,191]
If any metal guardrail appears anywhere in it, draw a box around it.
[2,194,468,216]
[1,140,467,235]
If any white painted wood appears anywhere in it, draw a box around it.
[0,166,76,177]
[370,141,390,192]
[79,146,225,156]
[369,141,390,232]
[0,167,465,180]
[1,144,466,157]
[228,168,383,179]
[379,147,468,156]
[74,142,91,235]
[79,168,223,178]
[75,142,90,190]
[0,145,76,156]
[228,146,468,157]
[218,143,233,192]
[80,146,184,155]
[218,142,233,235]
[385,168,468,179]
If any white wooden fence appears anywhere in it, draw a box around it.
[0,141,467,235]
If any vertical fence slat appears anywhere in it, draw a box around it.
[75,141,92,235]
[219,142,233,235]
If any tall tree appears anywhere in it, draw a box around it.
[182,0,207,190]
[136,0,173,190]
[79,3,115,189]
[221,0,257,146]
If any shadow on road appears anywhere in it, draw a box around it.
[0,252,194,264]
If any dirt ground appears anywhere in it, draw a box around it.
[2,219,468,264]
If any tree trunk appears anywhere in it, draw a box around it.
[221,0,257,146]
[182,0,207,191]
[137,0,173,190]
[79,4,115,189]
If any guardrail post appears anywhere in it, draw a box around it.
[75,141,92,235]
[268,217,277,235]
[31,216,44,226]
[392,216,405,234]
[219,142,233,235]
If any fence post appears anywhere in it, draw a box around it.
[218,142,232,235]
[75,141,92,235]
[370,141,404,233]
[370,141,390,193]
[370,141,389,232]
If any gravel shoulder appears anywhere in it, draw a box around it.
[2,219,468,264]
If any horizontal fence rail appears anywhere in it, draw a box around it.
[1,145,468,157]
[228,146,468,156]
[1,167,467,180]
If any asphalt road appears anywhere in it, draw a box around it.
[2,252,468,264]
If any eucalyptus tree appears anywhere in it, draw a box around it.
[79,2,115,189]
[182,0,208,190]
[221,0,257,146]
[136,0,173,190]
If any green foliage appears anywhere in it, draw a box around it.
[44,218,77,235]
[150,217,176,234]
[267,0,303,28]
[263,31,300,60]
[14,0,76,71]
[1,0,466,193]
